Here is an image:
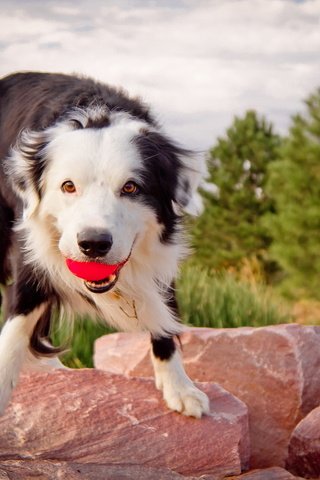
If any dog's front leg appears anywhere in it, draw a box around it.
[0,304,47,414]
[151,336,210,418]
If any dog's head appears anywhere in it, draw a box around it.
[7,107,205,293]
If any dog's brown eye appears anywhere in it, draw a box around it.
[121,181,139,195]
[61,180,76,194]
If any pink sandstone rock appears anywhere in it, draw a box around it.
[0,462,304,480]
[286,405,320,478]
[94,324,320,469]
[0,369,249,478]
[0,462,305,480]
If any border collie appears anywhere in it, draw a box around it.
[0,72,209,418]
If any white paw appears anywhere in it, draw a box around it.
[162,382,210,418]
[152,350,210,418]
[0,310,47,415]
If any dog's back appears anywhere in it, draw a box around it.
[0,72,154,139]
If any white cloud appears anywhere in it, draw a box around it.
[0,0,319,149]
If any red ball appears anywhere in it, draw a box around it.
[66,258,121,281]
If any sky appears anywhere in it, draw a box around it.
[0,0,319,151]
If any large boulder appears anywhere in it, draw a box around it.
[94,324,320,468]
[0,369,249,478]
[0,462,304,480]
[286,405,320,478]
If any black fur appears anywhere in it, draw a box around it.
[152,336,176,361]
[134,131,191,243]
[151,282,180,361]
[30,306,63,357]
[15,130,50,197]
[0,72,155,135]
[0,196,14,285]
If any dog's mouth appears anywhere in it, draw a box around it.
[84,270,120,293]
[65,258,127,294]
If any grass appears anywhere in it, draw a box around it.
[51,317,115,368]
[176,264,290,329]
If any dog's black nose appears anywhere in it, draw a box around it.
[77,229,113,258]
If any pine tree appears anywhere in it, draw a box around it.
[191,110,282,272]
[265,89,320,299]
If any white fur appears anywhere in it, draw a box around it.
[151,349,210,418]
[0,305,46,414]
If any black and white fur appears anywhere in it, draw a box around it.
[0,72,209,418]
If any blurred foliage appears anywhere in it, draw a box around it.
[191,110,282,279]
[264,89,320,299]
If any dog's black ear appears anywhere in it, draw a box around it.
[135,128,206,217]
[5,128,50,218]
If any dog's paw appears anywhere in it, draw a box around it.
[152,349,210,418]
[162,382,210,418]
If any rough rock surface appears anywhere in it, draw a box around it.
[229,467,304,479]
[286,405,320,478]
[94,324,320,469]
[0,369,249,478]
[0,462,304,480]
[0,460,195,480]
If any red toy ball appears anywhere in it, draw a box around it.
[66,258,121,281]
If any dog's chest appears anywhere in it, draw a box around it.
[59,283,141,332]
